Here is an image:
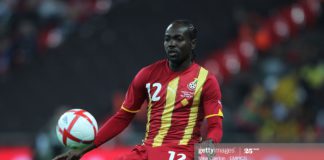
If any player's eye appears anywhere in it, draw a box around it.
[175,36,184,41]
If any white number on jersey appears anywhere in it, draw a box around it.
[146,83,162,101]
[168,151,186,160]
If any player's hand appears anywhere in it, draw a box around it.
[52,150,83,160]
[201,139,214,144]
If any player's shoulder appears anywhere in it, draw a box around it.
[199,65,220,83]
[140,59,166,73]
[196,64,214,78]
[199,66,222,95]
[134,59,166,77]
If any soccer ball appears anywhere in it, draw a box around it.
[56,109,98,149]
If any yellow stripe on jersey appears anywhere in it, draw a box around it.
[205,109,224,119]
[179,67,208,145]
[144,83,153,141]
[121,106,140,113]
[152,77,179,147]
[144,101,152,141]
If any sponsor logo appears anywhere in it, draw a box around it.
[180,91,194,98]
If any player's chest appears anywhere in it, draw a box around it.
[145,73,198,106]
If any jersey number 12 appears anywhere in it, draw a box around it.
[146,83,162,101]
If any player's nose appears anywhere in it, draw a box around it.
[167,39,177,48]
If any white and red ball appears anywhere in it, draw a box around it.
[56,109,98,149]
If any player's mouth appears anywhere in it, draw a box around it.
[167,50,179,57]
[168,52,178,56]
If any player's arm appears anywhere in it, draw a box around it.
[95,67,147,146]
[205,116,223,143]
[202,74,223,143]
[94,66,148,146]
[52,68,148,160]
[52,109,137,160]
[52,144,96,160]
[93,108,137,146]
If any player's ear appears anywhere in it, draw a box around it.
[191,39,196,50]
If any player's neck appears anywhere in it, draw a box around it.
[168,59,193,72]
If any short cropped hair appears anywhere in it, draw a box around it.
[171,20,197,40]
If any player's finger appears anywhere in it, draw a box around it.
[53,154,67,160]
[67,155,79,160]
[53,157,65,160]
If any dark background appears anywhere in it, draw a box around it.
[0,0,323,148]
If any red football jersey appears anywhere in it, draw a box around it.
[122,59,223,147]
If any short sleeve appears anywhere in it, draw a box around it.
[122,68,148,113]
[201,74,223,119]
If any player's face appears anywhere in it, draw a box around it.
[164,24,195,65]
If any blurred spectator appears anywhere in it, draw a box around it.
[231,26,324,142]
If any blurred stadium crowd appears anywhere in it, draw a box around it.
[0,0,324,159]
[0,0,113,78]
[199,0,324,143]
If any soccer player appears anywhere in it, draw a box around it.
[53,20,223,160]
